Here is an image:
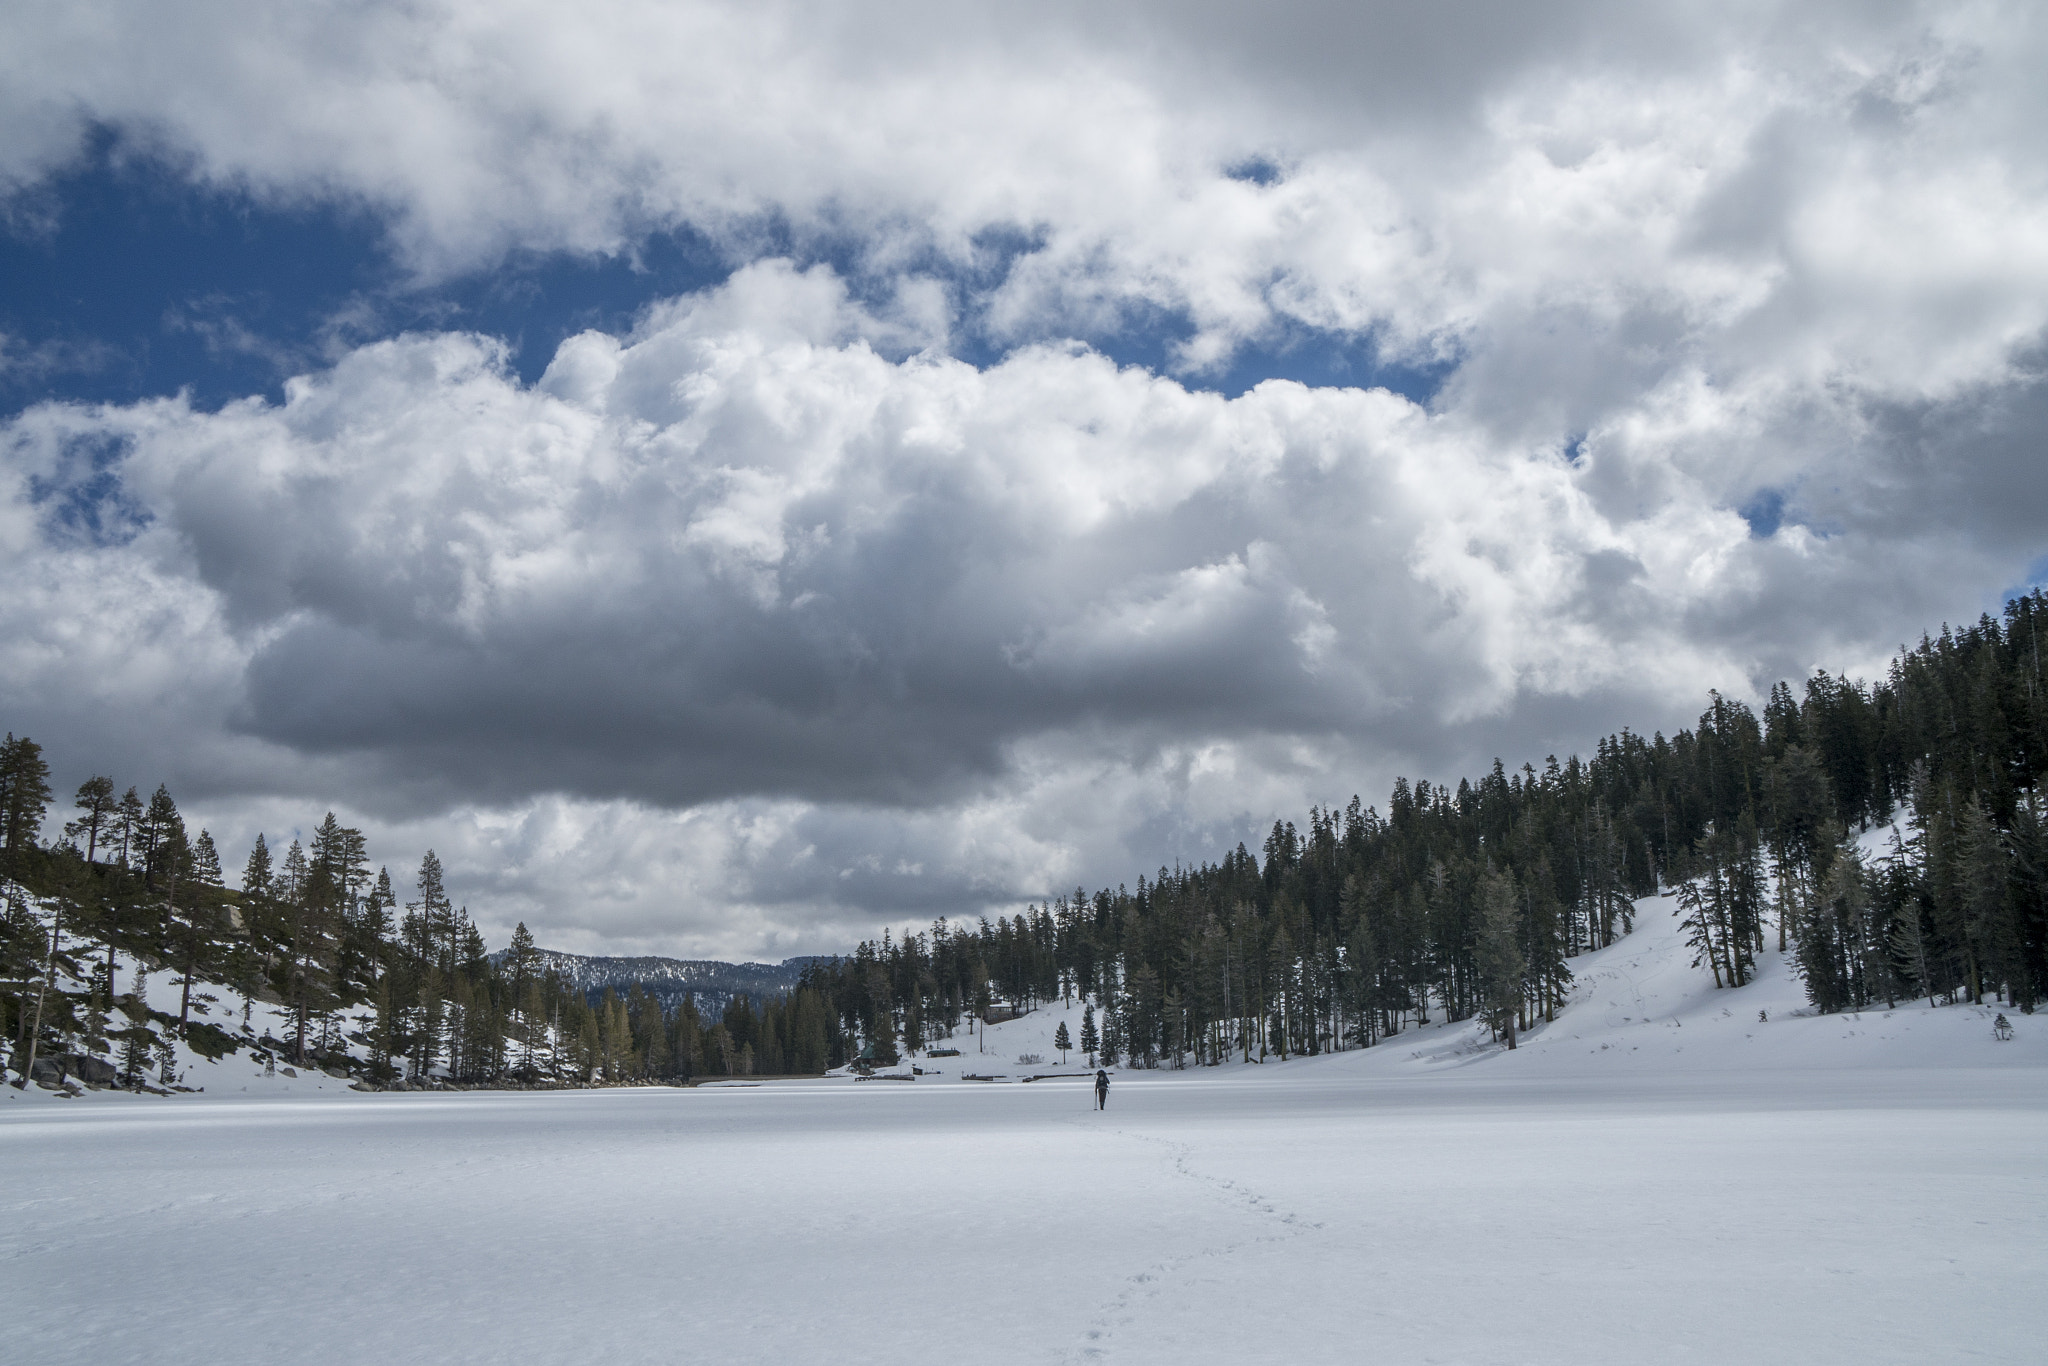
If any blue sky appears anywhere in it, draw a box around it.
[3,133,1456,421]
[1,134,726,410]
[2,2,2045,957]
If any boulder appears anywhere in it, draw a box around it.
[29,1057,65,1084]
[63,1054,118,1086]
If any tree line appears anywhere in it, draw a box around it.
[0,767,844,1088]
[800,592,2048,1064]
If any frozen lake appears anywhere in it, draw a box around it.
[10,899,2045,1363]
[5,1061,2043,1365]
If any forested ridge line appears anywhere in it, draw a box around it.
[802,591,2048,1067]
[0,796,833,1090]
[5,592,2047,1091]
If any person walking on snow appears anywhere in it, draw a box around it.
[1094,1068,1110,1110]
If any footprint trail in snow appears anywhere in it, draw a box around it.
[1060,1119,1323,1363]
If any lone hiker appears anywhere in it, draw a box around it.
[1095,1068,1110,1110]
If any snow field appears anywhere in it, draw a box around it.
[6,877,2045,1363]
[0,959,366,1101]
[4,1066,2041,1364]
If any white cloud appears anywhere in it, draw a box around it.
[7,250,2045,953]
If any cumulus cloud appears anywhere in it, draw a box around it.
[8,254,2046,952]
[1,3,2046,953]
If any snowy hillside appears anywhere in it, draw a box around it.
[884,876,2043,1089]
[492,947,829,1011]
[0,954,380,1100]
[874,814,2042,1085]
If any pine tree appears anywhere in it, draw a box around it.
[459,979,504,1082]
[1958,802,2009,1005]
[352,867,397,990]
[310,813,370,922]
[280,838,307,901]
[242,833,273,899]
[63,775,118,863]
[1343,910,1381,1048]
[119,973,152,1087]
[191,830,223,888]
[505,921,540,1069]
[413,964,445,1080]
[416,850,455,966]
[1054,1019,1072,1063]
[1475,867,1525,1048]
[111,786,143,869]
[869,1007,899,1066]
[368,976,397,1081]
[82,991,108,1062]
[518,977,547,1075]
[0,734,53,873]
[138,784,181,889]
[72,838,134,1004]
[169,826,227,1036]
[2004,790,2047,1013]
[1882,827,1937,1004]
[1794,825,1868,1012]
[1841,835,1897,1009]
[1079,1002,1098,1066]
[1098,992,1121,1067]
[457,915,489,980]
[640,994,671,1078]
[280,840,340,1063]
[1127,962,1162,1066]
[9,872,63,1089]
[1674,821,1761,988]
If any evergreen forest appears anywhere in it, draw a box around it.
[802,592,2048,1066]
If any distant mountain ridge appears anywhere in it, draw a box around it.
[489,948,839,1012]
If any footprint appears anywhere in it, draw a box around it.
[1059,1122,1322,1361]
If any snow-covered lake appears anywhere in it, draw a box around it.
[7,900,2045,1364]
[5,1066,2041,1364]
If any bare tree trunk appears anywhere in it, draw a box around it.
[166,870,196,1036]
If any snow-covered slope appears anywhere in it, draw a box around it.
[491,948,830,1010]
[891,853,2045,1087]
[0,958,369,1104]
[1357,888,2040,1076]
[1333,814,2044,1079]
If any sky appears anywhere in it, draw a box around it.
[3,1,2046,959]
